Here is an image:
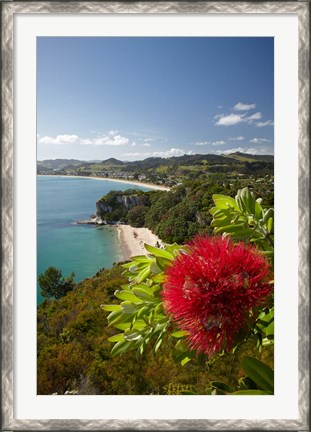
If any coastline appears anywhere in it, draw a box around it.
[117,224,164,261]
[38,174,170,191]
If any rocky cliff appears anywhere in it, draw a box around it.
[95,191,150,224]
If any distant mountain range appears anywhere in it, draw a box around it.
[38,152,274,171]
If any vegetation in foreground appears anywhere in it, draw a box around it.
[38,176,274,395]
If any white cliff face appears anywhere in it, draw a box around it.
[95,193,149,223]
[115,195,146,209]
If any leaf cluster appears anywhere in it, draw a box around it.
[182,356,274,395]
[210,187,274,256]
[102,243,189,359]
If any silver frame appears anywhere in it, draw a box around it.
[1,1,309,430]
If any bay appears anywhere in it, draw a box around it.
[37,175,151,304]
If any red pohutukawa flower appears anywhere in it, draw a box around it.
[162,235,272,355]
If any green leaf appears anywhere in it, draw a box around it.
[156,256,171,271]
[240,187,255,214]
[232,390,269,395]
[132,287,155,302]
[129,264,138,274]
[170,330,188,338]
[132,255,154,263]
[154,334,163,353]
[212,194,238,210]
[240,356,274,393]
[151,273,166,283]
[150,261,162,274]
[256,308,274,339]
[114,320,146,331]
[144,243,174,260]
[122,261,134,269]
[254,201,263,219]
[210,381,234,393]
[214,226,258,239]
[124,328,142,341]
[267,217,273,233]
[106,310,124,326]
[136,266,151,283]
[211,208,234,222]
[213,221,244,230]
[111,340,133,357]
[121,301,140,314]
[107,333,125,342]
[101,304,122,312]
[165,243,182,256]
[114,290,140,302]
[262,208,274,224]
[180,356,192,366]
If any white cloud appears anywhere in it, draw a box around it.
[38,133,130,146]
[216,111,266,126]
[215,113,245,126]
[215,146,272,156]
[211,140,226,146]
[142,138,156,143]
[233,102,256,111]
[122,148,194,159]
[195,141,210,146]
[256,120,274,127]
[250,138,271,143]
[38,134,80,145]
[108,130,119,135]
[131,142,136,146]
[229,136,244,141]
[144,143,151,147]
[246,112,262,121]
[80,138,93,145]
[92,134,129,146]
[195,140,225,146]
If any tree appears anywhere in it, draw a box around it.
[38,267,75,299]
[127,205,149,227]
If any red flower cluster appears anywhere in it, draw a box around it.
[162,235,272,355]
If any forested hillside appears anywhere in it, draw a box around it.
[37,152,273,188]
[96,175,273,244]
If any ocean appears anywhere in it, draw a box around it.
[37,175,151,304]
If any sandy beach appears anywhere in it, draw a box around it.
[39,175,170,191]
[117,224,164,261]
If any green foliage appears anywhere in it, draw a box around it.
[180,356,274,395]
[38,267,75,299]
[210,186,274,349]
[210,186,274,254]
[38,181,274,395]
[239,356,274,394]
[103,186,274,399]
[38,264,270,395]
[254,307,274,348]
[127,205,149,227]
[102,243,189,358]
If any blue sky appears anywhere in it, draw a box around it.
[37,37,274,161]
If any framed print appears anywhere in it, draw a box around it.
[1,1,309,430]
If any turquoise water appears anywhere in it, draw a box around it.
[37,176,151,304]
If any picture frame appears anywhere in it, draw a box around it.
[1,1,309,430]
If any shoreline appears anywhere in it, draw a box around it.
[38,174,170,191]
[116,224,164,261]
